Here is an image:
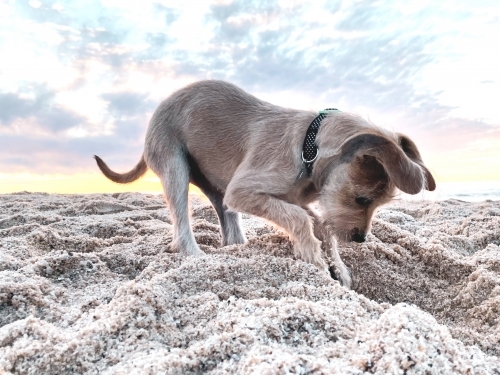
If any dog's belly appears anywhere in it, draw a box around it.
[186,152,231,194]
[185,124,250,193]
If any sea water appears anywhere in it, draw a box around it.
[402,180,500,202]
[147,181,500,203]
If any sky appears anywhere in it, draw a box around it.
[0,0,499,194]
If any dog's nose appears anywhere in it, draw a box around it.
[351,229,366,243]
[351,232,366,243]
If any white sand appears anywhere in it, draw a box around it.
[0,192,499,374]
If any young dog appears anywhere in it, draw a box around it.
[95,80,435,288]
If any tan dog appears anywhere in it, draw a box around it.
[95,80,435,288]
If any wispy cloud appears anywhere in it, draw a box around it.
[0,0,499,181]
[0,85,86,133]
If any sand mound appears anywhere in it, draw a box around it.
[0,192,499,374]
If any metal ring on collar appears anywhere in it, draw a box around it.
[301,148,318,163]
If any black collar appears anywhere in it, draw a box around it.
[300,108,339,178]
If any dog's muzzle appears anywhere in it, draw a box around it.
[351,228,366,243]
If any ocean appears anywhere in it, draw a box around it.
[402,181,500,202]
[148,181,500,203]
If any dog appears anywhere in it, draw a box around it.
[95,80,436,288]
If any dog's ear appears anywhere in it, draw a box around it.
[340,133,429,194]
[397,133,436,191]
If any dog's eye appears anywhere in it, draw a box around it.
[355,196,372,207]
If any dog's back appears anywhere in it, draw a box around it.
[144,80,314,191]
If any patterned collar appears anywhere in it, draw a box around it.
[300,108,339,178]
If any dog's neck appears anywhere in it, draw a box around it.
[299,108,340,179]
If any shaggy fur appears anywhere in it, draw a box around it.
[95,80,435,288]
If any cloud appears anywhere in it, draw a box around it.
[186,0,436,116]
[102,92,154,116]
[0,130,145,174]
[1,0,499,180]
[100,91,156,143]
[154,3,181,26]
[141,32,175,60]
[15,1,139,70]
[59,26,132,69]
[38,107,87,133]
[0,92,46,124]
[0,87,151,172]
[412,117,500,151]
[19,0,69,24]
[0,86,87,133]
[335,0,396,31]
[209,0,280,43]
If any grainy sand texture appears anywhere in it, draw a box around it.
[1,192,499,374]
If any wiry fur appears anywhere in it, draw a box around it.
[95,80,436,289]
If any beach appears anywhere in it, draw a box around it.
[0,192,499,374]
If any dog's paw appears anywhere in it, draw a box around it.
[186,248,206,257]
[170,241,205,257]
[328,266,339,281]
[328,265,352,289]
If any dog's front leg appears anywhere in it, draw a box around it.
[304,206,332,248]
[224,182,328,273]
[305,206,352,289]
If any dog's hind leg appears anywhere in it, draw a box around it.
[203,190,247,246]
[154,151,204,257]
[186,154,246,246]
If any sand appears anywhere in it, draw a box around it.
[0,192,499,374]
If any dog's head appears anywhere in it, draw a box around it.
[318,129,435,243]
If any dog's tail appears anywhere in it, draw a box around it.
[94,154,148,184]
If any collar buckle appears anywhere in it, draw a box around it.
[301,148,318,164]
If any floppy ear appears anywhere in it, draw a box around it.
[340,133,427,194]
[397,133,436,191]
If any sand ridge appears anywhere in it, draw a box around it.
[0,192,499,374]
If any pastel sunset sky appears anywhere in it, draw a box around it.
[0,0,499,194]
